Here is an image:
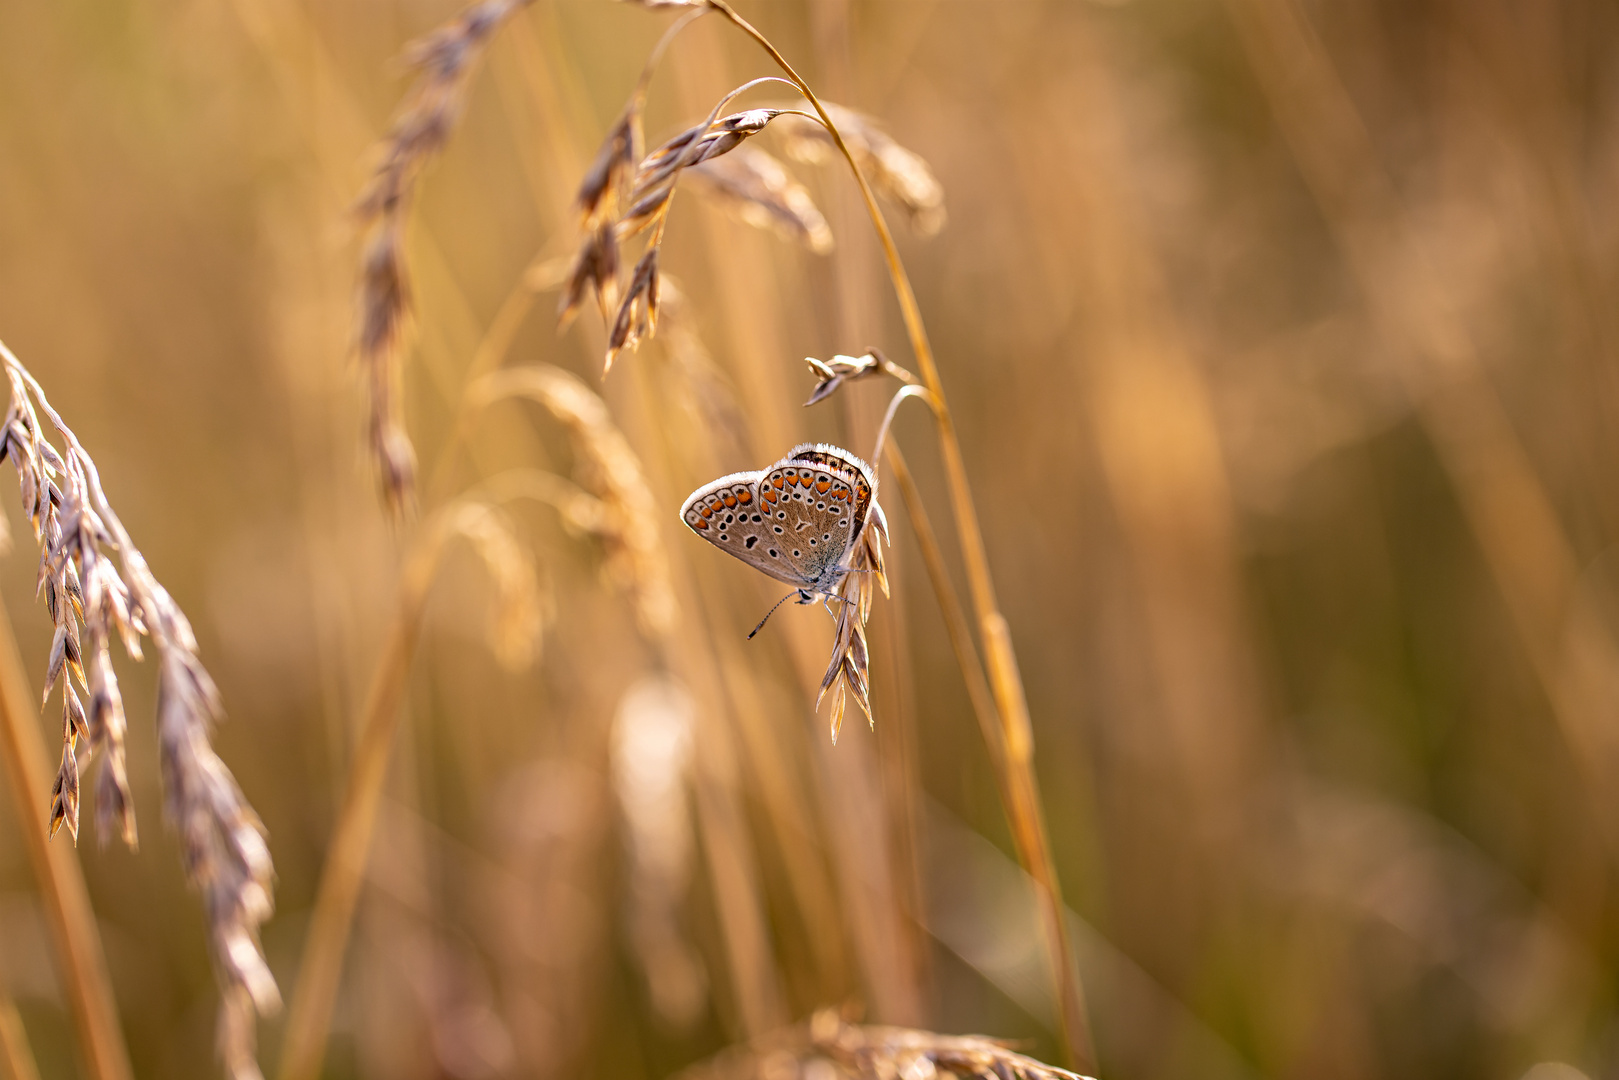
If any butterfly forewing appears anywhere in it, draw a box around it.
[681,444,876,595]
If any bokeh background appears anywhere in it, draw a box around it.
[1,0,1618,1078]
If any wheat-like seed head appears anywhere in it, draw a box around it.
[468,368,678,637]
[777,103,946,236]
[688,147,834,254]
[421,502,545,670]
[0,341,279,1080]
[355,0,534,516]
[676,1011,1093,1080]
[586,78,800,373]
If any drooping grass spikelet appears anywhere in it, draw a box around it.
[676,1010,1093,1080]
[589,77,800,373]
[624,108,789,230]
[0,341,280,1080]
[808,1011,1093,1080]
[778,102,946,235]
[607,249,662,373]
[469,367,677,636]
[559,222,623,330]
[818,500,887,744]
[355,0,533,515]
[688,147,834,254]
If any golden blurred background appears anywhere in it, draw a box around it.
[1,0,1618,1078]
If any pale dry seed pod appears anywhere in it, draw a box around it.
[688,147,834,254]
[778,102,946,236]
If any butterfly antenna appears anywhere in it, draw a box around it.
[748,590,802,640]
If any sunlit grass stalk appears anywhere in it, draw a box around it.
[1223,0,1619,845]
[703,2,1094,1065]
[0,597,131,1080]
[0,995,41,1080]
[277,501,537,1080]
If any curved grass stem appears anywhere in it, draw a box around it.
[707,2,1094,1067]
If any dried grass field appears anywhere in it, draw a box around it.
[1,1,1618,1079]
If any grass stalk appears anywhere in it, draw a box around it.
[706,3,1093,1066]
[0,993,41,1080]
[1223,0,1619,840]
[0,597,132,1080]
[277,505,513,1080]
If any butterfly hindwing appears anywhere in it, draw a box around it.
[755,458,861,589]
[680,444,877,596]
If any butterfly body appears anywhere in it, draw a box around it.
[680,443,878,600]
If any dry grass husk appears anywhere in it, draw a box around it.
[678,1011,1093,1080]
[688,147,834,255]
[0,341,277,1080]
[354,0,534,515]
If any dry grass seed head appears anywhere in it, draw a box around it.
[354,0,531,515]
[688,146,834,254]
[558,222,623,330]
[469,368,678,636]
[779,103,946,236]
[0,341,279,1078]
[803,352,892,407]
[419,502,545,670]
[808,1011,1094,1080]
[818,500,887,744]
[606,248,662,373]
[576,108,643,227]
[676,1012,1091,1080]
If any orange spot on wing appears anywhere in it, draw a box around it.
[772,476,785,490]
[700,506,713,518]
[693,517,709,529]
[816,478,831,494]
[722,493,737,508]
[738,490,752,503]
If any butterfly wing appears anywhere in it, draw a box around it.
[682,445,877,594]
[787,444,877,544]
[755,452,868,591]
[680,471,809,588]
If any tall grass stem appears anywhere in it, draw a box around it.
[708,3,1094,1065]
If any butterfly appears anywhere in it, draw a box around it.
[680,443,880,608]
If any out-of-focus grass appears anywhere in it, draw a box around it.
[0,1,1617,1078]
